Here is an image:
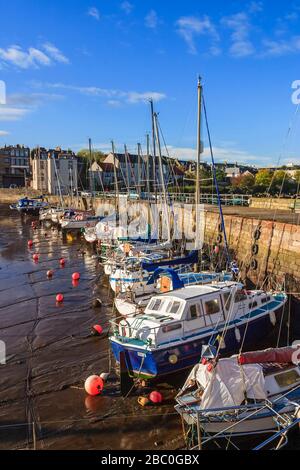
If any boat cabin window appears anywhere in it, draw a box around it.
[261,296,271,304]
[166,300,182,315]
[204,298,220,316]
[187,304,201,320]
[162,323,182,333]
[148,298,165,312]
[249,301,258,309]
[223,292,232,311]
[234,290,247,303]
[274,369,300,387]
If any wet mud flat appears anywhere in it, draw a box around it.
[0,205,182,450]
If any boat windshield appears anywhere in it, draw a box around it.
[147,297,183,317]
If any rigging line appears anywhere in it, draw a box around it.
[202,93,231,268]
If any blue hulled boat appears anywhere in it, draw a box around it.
[109,282,287,380]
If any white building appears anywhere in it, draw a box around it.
[31,147,78,195]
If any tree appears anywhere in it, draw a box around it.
[77,149,106,163]
[255,169,273,189]
[231,173,255,193]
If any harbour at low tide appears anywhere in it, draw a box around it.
[0,204,183,450]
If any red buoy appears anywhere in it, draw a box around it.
[28,240,33,248]
[207,363,213,372]
[84,375,104,396]
[32,253,39,262]
[59,258,65,266]
[149,391,163,404]
[214,245,219,254]
[72,279,79,288]
[47,270,54,278]
[56,293,64,303]
[92,325,103,336]
[72,272,80,281]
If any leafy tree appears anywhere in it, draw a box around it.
[77,149,106,163]
[255,169,273,188]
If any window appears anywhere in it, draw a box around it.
[187,304,201,320]
[149,298,165,311]
[274,369,300,387]
[204,298,220,315]
[162,323,181,333]
[234,290,247,303]
[249,301,258,309]
[223,292,232,311]
[4,158,9,163]
[166,301,181,315]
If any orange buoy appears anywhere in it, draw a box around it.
[72,272,80,281]
[47,270,54,278]
[149,391,163,404]
[56,293,64,303]
[59,258,65,266]
[32,253,39,262]
[84,375,104,396]
[28,240,33,248]
[91,325,103,336]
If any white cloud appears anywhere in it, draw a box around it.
[42,43,70,64]
[0,130,9,136]
[167,144,268,165]
[0,44,69,69]
[42,82,167,105]
[0,106,30,121]
[120,1,133,14]
[261,37,300,57]
[145,10,159,29]
[221,12,255,58]
[87,7,100,21]
[175,15,219,55]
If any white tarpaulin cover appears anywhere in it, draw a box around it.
[184,358,266,410]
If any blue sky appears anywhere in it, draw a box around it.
[0,0,300,166]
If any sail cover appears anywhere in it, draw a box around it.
[238,346,300,365]
[184,358,266,410]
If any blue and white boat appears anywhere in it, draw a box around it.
[10,197,48,215]
[109,250,198,293]
[109,282,287,380]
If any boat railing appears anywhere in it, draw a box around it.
[110,317,186,348]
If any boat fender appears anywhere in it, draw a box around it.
[138,396,150,407]
[216,234,223,244]
[269,311,276,326]
[251,244,259,255]
[217,335,226,349]
[235,327,241,343]
[92,298,102,308]
[218,223,223,233]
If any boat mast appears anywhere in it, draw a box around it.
[153,112,171,242]
[150,99,157,199]
[88,138,93,194]
[111,140,119,216]
[146,133,151,241]
[195,76,202,252]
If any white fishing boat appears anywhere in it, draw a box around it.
[109,282,287,380]
[175,344,300,448]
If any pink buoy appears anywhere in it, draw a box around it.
[56,293,64,303]
[84,375,104,396]
[214,245,219,254]
[47,270,54,278]
[92,325,103,336]
[72,272,80,281]
[32,253,39,262]
[149,391,163,404]
[28,240,33,248]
